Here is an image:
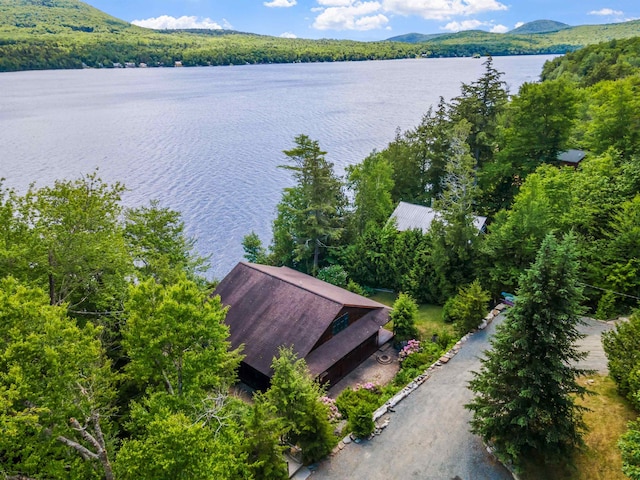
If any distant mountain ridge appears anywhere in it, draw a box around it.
[385,19,637,45]
[1,1,640,72]
[509,20,571,34]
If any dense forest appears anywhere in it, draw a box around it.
[1,0,640,72]
[2,25,640,479]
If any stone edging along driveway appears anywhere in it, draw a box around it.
[314,309,614,480]
[370,303,507,425]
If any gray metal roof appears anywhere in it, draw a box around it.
[557,149,586,164]
[389,201,487,233]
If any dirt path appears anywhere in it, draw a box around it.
[313,315,613,480]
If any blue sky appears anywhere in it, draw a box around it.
[87,0,639,41]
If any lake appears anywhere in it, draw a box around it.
[0,55,554,279]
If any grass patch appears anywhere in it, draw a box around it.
[521,375,638,480]
[371,291,451,340]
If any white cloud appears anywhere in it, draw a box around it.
[132,15,231,30]
[441,18,508,32]
[380,0,507,20]
[514,21,524,28]
[588,8,623,16]
[264,0,297,7]
[318,0,354,5]
[442,19,484,31]
[280,31,298,38]
[313,1,389,31]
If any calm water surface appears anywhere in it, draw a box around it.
[0,56,554,278]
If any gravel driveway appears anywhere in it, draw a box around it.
[313,314,613,480]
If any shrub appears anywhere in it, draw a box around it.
[391,293,419,343]
[317,265,348,287]
[335,384,381,419]
[441,280,490,336]
[400,342,442,370]
[346,279,367,296]
[348,404,375,439]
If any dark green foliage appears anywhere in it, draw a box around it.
[602,312,640,409]
[619,420,640,480]
[243,394,289,480]
[441,280,490,336]
[348,404,375,439]
[125,199,209,284]
[242,231,268,264]
[400,342,443,370]
[266,347,337,463]
[390,292,419,342]
[346,151,395,235]
[271,134,346,275]
[449,56,508,169]
[0,277,117,480]
[385,99,451,205]
[467,234,590,468]
[542,36,640,86]
[335,385,382,420]
[316,264,348,288]
[429,121,481,301]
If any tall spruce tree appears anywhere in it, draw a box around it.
[450,56,508,169]
[271,134,345,275]
[466,233,590,469]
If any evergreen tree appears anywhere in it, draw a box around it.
[271,134,346,275]
[430,120,480,301]
[390,292,419,342]
[266,347,336,463]
[243,394,289,480]
[466,233,590,469]
[450,56,508,168]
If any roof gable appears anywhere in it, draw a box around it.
[214,263,389,377]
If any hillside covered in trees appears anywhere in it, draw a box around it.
[1,0,640,72]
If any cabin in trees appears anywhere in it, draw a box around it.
[388,201,487,234]
[214,262,393,390]
[556,149,586,168]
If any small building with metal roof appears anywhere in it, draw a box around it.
[388,201,487,234]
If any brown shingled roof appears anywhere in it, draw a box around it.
[214,262,390,378]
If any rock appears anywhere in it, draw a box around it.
[338,441,345,450]
[344,435,352,444]
[587,379,595,385]
[331,446,340,455]
[478,320,488,330]
[439,355,450,364]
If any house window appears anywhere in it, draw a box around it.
[332,313,349,336]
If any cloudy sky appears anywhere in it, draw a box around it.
[87,0,639,41]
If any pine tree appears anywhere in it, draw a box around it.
[272,134,346,274]
[466,233,590,469]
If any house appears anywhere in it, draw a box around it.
[214,262,393,390]
[388,201,487,234]
[557,149,586,167]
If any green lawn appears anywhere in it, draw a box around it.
[520,375,638,480]
[371,291,452,341]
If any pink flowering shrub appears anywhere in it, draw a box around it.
[320,396,342,422]
[398,339,421,362]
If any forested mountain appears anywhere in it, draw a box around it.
[1,0,640,72]
[509,19,570,34]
